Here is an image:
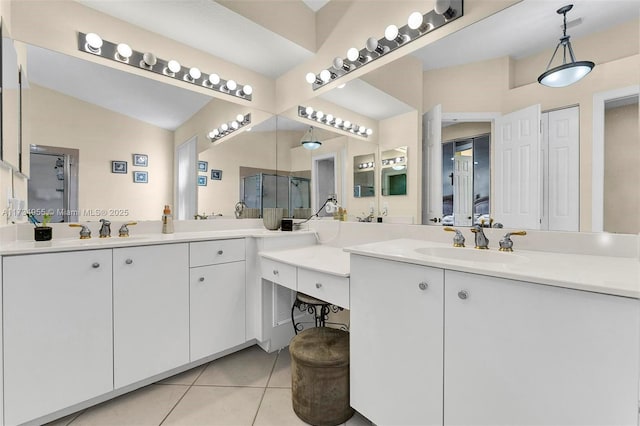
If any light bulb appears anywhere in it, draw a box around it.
[320,69,331,83]
[167,60,181,74]
[347,47,360,62]
[221,123,229,131]
[305,106,314,116]
[209,73,221,85]
[343,120,352,129]
[366,37,385,54]
[305,72,317,84]
[236,114,245,123]
[333,57,350,71]
[208,131,216,139]
[435,0,454,18]
[316,111,324,120]
[141,52,157,67]
[366,128,373,136]
[335,117,343,126]
[231,121,239,130]
[226,79,237,91]
[385,25,399,41]
[188,67,201,80]
[85,33,103,52]
[116,43,132,60]
[241,84,252,95]
[326,114,334,123]
[408,12,424,30]
[212,129,220,137]
[359,126,367,134]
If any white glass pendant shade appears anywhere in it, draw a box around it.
[538,61,594,87]
[301,126,322,150]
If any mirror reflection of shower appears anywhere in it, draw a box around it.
[28,145,79,223]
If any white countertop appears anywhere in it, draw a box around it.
[259,245,350,277]
[344,239,640,299]
[0,229,315,256]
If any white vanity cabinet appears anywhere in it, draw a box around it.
[350,255,444,426]
[3,250,114,426]
[189,239,246,361]
[444,270,640,426]
[350,254,640,426]
[112,243,189,388]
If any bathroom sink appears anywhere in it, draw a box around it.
[414,246,527,264]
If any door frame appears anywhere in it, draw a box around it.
[592,85,639,232]
[175,136,197,220]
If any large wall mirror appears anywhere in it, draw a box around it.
[21,42,274,222]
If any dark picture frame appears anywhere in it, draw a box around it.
[133,171,148,183]
[198,161,208,172]
[112,161,127,174]
[133,153,148,167]
[211,169,222,180]
[197,175,207,186]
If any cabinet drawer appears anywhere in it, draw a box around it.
[298,269,349,309]
[261,258,297,291]
[190,239,245,267]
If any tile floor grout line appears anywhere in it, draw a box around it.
[158,364,210,426]
[251,348,282,425]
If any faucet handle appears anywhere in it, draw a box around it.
[69,224,91,239]
[118,222,137,237]
[498,231,527,252]
[443,227,465,247]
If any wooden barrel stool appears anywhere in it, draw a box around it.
[289,327,354,426]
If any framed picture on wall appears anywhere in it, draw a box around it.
[133,154,148,167]
[112,161,127,174]
[133,171,148,183]
[198,161,208,172]
[211,169,222,180]
[197,176,207,186]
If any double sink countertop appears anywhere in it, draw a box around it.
[1,228,637,299]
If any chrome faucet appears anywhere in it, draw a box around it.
[357,213,375,222]
[99,219,111,238]
[68,224,91,239]
[118,222,137,237]
[443,227,465,247]
[471,224,489,249]
[498,231,527,252]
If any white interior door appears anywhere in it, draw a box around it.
[422,104,442,225]
[545,107,579,231]
[453,155,473,227]
[494,104,542,230]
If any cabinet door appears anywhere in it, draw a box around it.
[350,255,444,426]
[445,270,640,426]
[190,261,246,361]
[3,250,113,425]
[113,244,189,388]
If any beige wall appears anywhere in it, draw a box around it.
[442,122,492,142]
[197,130,277,217]
[604,102,639,234]
[28,84,174,221]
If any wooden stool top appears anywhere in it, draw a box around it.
[289,327,349,367]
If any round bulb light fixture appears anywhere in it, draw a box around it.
[85,33,103,53]
[167,59,181,74]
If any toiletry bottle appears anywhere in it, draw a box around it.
[162,205,174,234]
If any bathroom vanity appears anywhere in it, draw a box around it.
[345,238,640,426]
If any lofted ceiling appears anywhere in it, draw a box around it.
[33,1,640,130]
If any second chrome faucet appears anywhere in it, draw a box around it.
[445,226,527,251]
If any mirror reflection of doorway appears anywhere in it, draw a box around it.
[312,153,336,217]
[28,145,79,223]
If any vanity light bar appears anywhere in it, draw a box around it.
[305,0,462,90]
[358,162,375,169]
[382,156,405,166]
[298,105,372,138]
[77,32,253,101]
[208,113,251,144]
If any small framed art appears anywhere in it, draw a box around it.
[197,176,207,186]
[112,161,127,174]
[133,154,148,167]
[211,169,222,180]
[198,161,208,172]
[133,171,148,183]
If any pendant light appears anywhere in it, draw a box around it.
[538,4,594,88]
[301,126,321,150]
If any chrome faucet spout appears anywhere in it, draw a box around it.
[99,219,111,238]
[471,225,489,249]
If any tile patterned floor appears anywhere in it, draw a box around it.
[46,345,372,426]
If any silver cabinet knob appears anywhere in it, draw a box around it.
[92,262,100,268]
[217,250,223,255]
[273,270,279,275]
[316,282,322,289]
[125,259,133,265]
[418,282,428,290]
[199,277,205,282]
[458,290,469,300]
